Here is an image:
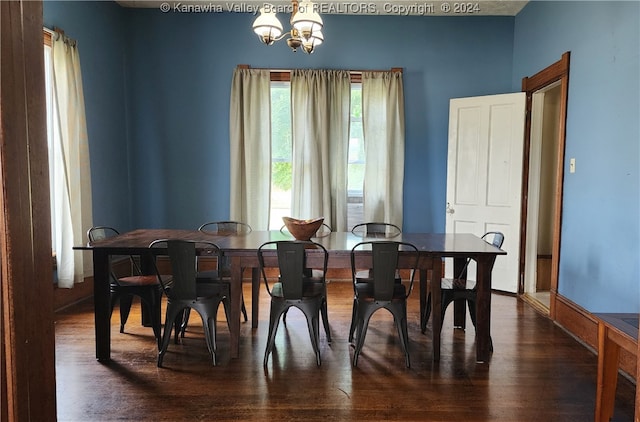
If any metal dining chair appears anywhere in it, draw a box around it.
[349,240,419,367]
[178,221,251,339]
[150,239,231,367]
[422,232,505,340]
[258,240,330,367]
[198,221,251,322]
[349,222,403,341]
[86,226,168,345]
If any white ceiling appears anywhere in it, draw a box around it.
[116,0,528,16]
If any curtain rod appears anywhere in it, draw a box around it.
[43,26,77,46]
[237,65,403,74]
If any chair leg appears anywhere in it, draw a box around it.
[353,307,373,367]
[109,291,120,320]
[173,311,184,344]
[221,296,232,330]
[421,292,432,334]
[201,313,218,366]
[140,291,163,346]
[158,304,184,367]
[348,297,358,343]
[468,298,477,328]
[391,304,411,368]
[179,308,191,338]
[320,298,331,344]
[453,298,467,329]
[302,309,321,367]
[263,303,285,368]
[118,294,134,333]
[241,296,248,322]
[441,292,455,329]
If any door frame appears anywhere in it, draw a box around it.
[519,52,571,319]
[1,0,57,419]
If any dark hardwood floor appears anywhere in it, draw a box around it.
[55,282,636,421]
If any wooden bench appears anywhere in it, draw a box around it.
[593,313,638,421]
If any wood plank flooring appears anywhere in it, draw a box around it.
[54,282,636,421]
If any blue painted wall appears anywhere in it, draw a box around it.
[43,1,639,313]
[513,1,640,312]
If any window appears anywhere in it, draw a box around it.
[268,81,365,230]
[43,32,58,264]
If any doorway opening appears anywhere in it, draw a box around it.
[519,52,571,318]
[523,81,562,312]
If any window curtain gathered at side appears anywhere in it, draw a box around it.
[361,71,405,228]
[290,69,350,231]
[229,68,272,230]
[51,31,93,288]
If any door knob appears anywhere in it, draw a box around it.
[446,202,455,215]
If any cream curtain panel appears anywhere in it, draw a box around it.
[361,71,405,228]
[51,32,93,288]
[290,69,351,232]
[229,68,272,230]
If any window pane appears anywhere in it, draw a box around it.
[44,44,57,251]
[348,84,364,229]
[270,82,292,229]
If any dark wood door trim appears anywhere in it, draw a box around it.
[1,1,57,420]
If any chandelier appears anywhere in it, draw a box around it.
[252,0,324,54]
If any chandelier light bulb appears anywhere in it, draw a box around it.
[302,31,323,54]
[252,6,283,45]
[291,0,323,40]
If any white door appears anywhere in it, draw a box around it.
[445,93,526,293]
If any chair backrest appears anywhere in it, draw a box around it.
[198,221,251,274]
[87,226,119,242]
[150,239,221,300]
[87,226,142,278]
[351,241,419,301]
[258,240,328,300]
[455,231,505,280]
[484,231,505,249]
[351,222,402,238]
[198,221,252,235]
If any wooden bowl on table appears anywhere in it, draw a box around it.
[282,217,325,241]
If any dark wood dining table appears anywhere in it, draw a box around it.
[75,229,505,363]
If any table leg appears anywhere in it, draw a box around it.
[94,251,111,362]
[229,256,243,358]
[419,268,428,333]
[138,253,153,327]
[251,267,260,329]
[431,257,443,362]
[595,322,619,422]
[475,255,495,362]
[452,256,468,328]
